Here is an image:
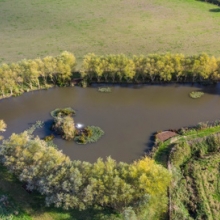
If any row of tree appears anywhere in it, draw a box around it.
[82,53,220,82]
[1,52,220,97]
[0,51,76,97]
[0,131,171,218]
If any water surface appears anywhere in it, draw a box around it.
[1,84,220,163]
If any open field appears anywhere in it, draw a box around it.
[1,0,220,67]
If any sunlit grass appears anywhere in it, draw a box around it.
[0,0,220,67]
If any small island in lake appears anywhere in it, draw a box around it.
[51,107,104,144]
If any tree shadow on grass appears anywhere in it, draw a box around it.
[209,8,220,12]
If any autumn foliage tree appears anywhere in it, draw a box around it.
[1,52,220,98]
[81,53,220,83]
[0,120,6,140]
[0,51,76,97]
[53,116,75,140]
[0,132,171,218]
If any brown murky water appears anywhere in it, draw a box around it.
[1,84,220,163]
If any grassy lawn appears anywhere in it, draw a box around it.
[1,0,220,66]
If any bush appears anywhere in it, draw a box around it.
[197,121,209,130]
[50,107,75,118]
[74,126,104,144]
[0,132,171,218]
[98,87,111,93]
[44,134,54,142]
[170,142,191,167]
[52,116,75,140]
[189,91,204,99]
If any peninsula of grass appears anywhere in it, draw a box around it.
[1,0,220,65]
[152,122,220,219]
[152,121,220,164]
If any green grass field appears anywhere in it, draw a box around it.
[1,0,220,67]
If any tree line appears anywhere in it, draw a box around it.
[0,51,76,97]
[82,53,220,83]
[1,52,220,98]
[0,131,171,219]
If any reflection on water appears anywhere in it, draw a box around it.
[1,84,220,163]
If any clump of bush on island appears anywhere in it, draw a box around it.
[50,107,76,118]
[51,107,104,144]
[74,126,104,144]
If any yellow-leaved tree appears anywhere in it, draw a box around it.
[0,131,171,219]
[0,120,6,140]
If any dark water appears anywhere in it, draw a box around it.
[1,84,220,163]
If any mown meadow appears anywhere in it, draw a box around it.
[1,0,220,66]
